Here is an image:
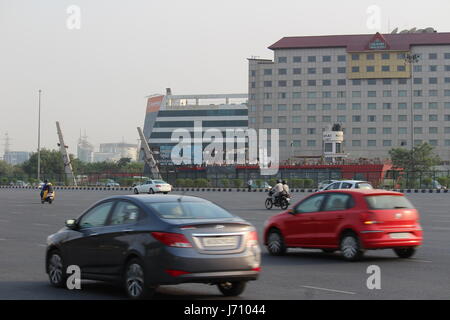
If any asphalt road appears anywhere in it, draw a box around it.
[0,189,449,300]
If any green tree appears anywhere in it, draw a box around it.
[389,143,441,172]
[21,149,65,180]
[0,160,14,177]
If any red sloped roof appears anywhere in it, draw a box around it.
[268,32,450,51]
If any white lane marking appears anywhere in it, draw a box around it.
[37,244,47,247]
[0,238,7,241]
[427,226,450,231]
[301,285,356,295]
[409,259,433,263]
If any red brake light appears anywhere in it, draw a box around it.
[151,232,192,248]
[155,185,161,188]
[248,231,258,241]
[165,269,191,277]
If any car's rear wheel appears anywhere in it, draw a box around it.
[265,198,273,210]
[217,281,247,297]
[47,251,66,288]
[133,188,139,194]
[148,188,155,194]
[124,258,155,300]
[393,247,416,258]
[163,192,168,194]
[266,229,287,256]
[340,233,364,261]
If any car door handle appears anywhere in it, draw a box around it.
[337,215,343,220]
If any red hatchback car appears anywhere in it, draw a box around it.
[263,189,423,261]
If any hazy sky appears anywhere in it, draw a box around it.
[2,0,450,155]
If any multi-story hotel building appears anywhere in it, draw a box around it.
[248,32,450,163]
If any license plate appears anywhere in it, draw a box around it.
[389,232,412,239]
[203,236,237,247]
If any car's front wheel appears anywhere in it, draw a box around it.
[47,251,66,288]
[393,247,416,258]
[217,281,247,297]
[340,233,364,261]
[266,229,287,256]
[124,258,156,300]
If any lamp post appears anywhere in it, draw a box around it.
[405,53,420,182]
[37,89,42,182]
[405,53,420,152]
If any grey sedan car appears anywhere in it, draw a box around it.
[45,195,261,299]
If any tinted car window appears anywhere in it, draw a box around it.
[79,202,113,228]
[325,182,341,190]
[153,180,167,184]
[341,182,353,189]
[323,194,352,211]
[109,201,140,225]
[295,194,326,213]
[365,195,414,210]
[146,201,234,219]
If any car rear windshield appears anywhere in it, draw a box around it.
[356,183,373,189]
[365,195,414,210]
[152,180,167,184]
[145,201,234,219]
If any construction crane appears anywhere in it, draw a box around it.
[137,127,161,179]
[56,121,77,186]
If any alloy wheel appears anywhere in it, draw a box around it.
[48,254,63,285]
[126,263,144,298]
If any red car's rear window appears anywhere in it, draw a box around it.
[365,195,415,210]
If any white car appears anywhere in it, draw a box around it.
[317,180,338,190]
[133,179,172,194]
[320,180,373,191]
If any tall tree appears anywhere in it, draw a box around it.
[389,142,441,172]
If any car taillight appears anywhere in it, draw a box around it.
[165,269,191,277]
[248,231,258,241]
[361,211,379,225]
[151,232,192,248]
[155,185,161,188]
[247,231,259,247]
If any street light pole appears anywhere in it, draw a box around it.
[37,90,42,182]
[405,53,419,151]
[405,53,420,182]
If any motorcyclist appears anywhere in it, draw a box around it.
[271,179,284,205]
[282,180,290,198]
[40,179,53,200]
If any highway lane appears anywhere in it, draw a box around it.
[0,189,449,300]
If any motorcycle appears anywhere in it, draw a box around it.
[265,191,290,210]
[41,189,55,204]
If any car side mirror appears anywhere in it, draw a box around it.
[288,208,296,215]
[65,219,78,230]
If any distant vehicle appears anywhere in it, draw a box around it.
[45,195,260,299]
[13,180,29,187]
[264,189,422,261]
[251,181,271,190]
[428,180,447,190]
[317,180,338,190]
[134,179,172,194]
[105,180,120,187]
[320,180,373,191]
